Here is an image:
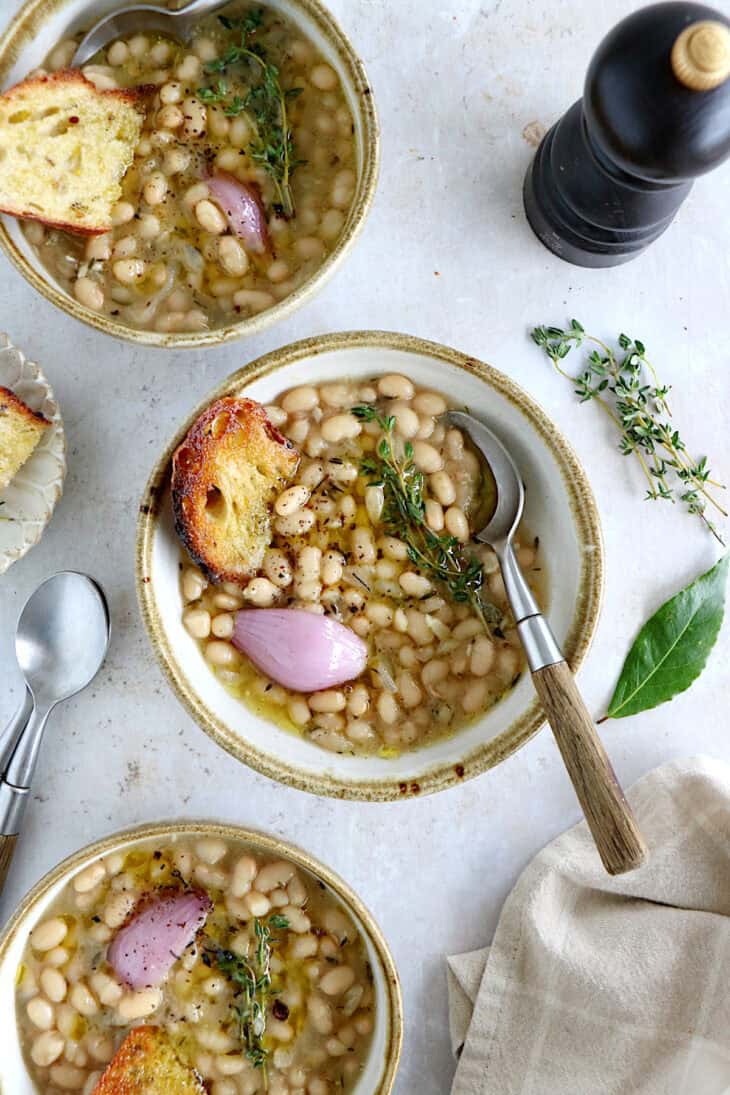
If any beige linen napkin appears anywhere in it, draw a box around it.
[448,756,730,1095]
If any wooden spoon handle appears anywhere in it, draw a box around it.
[532,660,647,875]
[0,833,18,895]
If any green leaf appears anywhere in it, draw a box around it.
[606,555,728,718]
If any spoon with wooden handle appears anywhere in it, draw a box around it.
[0,573,110,894]
[447,411,647,875]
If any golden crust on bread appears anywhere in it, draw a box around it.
[172,397,299,584]
[0,385,50,493]
[0,70,144,235]
[91,1026,206,1095]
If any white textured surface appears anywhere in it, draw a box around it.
[0,1,729,1092]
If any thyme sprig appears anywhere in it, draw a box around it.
[350,405,500,635]
[532,320,727,545]
[196,9,305,217]
[204,914,289,1081]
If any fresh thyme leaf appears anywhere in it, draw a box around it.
[350,404,499,635]
[603,554,728,719]
[197,9,304,217]
[268,914,290,930]
[205,917,277,1076]
[531,321,727,544]
[196,79,228,104]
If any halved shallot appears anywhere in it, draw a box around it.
[107,888,212,989]
[207,173,269,254]
[233,608,368,692]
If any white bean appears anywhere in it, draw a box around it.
[233,288,275,314]
[218,235,249,277]
[69,981,98,1016]
[117,987,162,1021]
[31,918,67,952]
[276,484,311,516]
[462,679,488,713]
[282,386,319,414]
[243,578,279,607]
[27,996,55,1029]
[321,414,361,443]
[445,506,469,541]
[40,967,67,1003]
[430,470,456,506]
[31,1030,64,1067]
[470,635,495,676]
[413,391,447,416]
[377,692,399,724]
[143,171,168,206]
[351,527,376,564]
[244,891,271,917]
[399,571,432,598]
[425,499,444,531]
[263,548,294,589]
[195,200,227,234]
[413,441,444,474]
[275,509,316,536]
[377,374,414,400]
[73,277,104,311]
[180,91,208,135]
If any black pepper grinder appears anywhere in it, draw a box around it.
[523,2,730,267]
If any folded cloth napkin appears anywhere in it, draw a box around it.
[448,756,730,1095]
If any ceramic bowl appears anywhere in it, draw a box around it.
[0,334,66,573]
[137,331,604,800]
[0,820,402,1094]
[0,0,379,348]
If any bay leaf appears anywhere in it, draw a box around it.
[606,555,728,719]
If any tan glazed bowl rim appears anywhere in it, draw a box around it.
[0,0,380,348]
[136,329,605,801]
[0,819,403,1094]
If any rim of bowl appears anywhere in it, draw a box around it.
[0,0,380,348]
[0,819,403,1094]
[136,329,605,801]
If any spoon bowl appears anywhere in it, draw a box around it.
[15,573,110,708]
[447,410,524,546]
[72,0,230,67]
[0,573,110,894]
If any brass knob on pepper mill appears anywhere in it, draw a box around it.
[523,2,730,267]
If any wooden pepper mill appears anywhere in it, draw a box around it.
[523,2,730,266]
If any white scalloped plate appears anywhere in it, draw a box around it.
[0,335,66,574]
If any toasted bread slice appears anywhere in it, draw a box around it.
[92,1026,206,1095]
[0,71,144,235]
[0,386,50,492]
[172,397,299,584]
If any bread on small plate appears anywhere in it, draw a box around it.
[0,386,49,493]
[0,334,65,574]
[0,71,144,235]
[92,1026,206,1095]
[172,397,299,584]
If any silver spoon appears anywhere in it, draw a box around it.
[0,573,110,893]
[448,411,647,876]
[72,0,230,68]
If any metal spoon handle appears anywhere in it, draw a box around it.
[0,705,51,837]
[0,687,33,774]
[177,0,232,18]
[496,542,647,876]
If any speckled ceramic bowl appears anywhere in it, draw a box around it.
[0,0,379,348]
[0,820,402,1094]
[136,330,605,801]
